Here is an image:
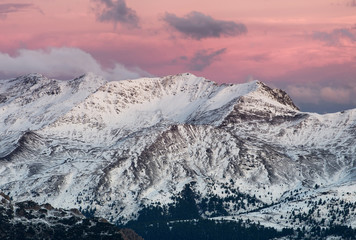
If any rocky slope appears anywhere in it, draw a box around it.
[0,192,142,240]
[0,72,356,237]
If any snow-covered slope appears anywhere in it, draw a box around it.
[0,73,356,233]
[0,73,106,157]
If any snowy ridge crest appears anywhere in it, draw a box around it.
[1,72,356,233]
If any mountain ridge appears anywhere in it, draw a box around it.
[1,72,356,238]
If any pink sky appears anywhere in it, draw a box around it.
[0,0,356,112]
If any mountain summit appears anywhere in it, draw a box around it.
[1,73,356,238]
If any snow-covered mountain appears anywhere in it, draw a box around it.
[1,72,356,237]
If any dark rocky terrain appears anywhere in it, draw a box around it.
[0,192,142,240]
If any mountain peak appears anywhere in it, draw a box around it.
[12,73,49,86]
[255,81,300,111]
[68,72,107,92]
[23,72,46,78]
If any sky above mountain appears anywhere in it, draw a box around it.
[0,0,355,113]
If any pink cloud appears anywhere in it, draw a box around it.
[347,0,356,7]
[286,86,320,104]
[320,87,353,104]
[312,28,356,46]
[0,3,42,19]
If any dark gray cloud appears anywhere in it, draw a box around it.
[0,3,40,19]
[189,48,226,71]
[163,11,247,40]
[312,28,356,45]
[93,0,139,28]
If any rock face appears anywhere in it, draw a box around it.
[0,72,356,233]
[0,192,143,240]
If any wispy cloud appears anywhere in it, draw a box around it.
[92,0,139,28]
[287,84,356,105]
[170,55,188,65]
[286,83,356,113]
[163,11,247,40]
[0,3,42,19]
[312,28,356,45]
[286,82,356,113]
[272,62,356,113]
[189,48,226,71]
[347,0,356,7]
[244,53,270,62]
[0,47,149,80]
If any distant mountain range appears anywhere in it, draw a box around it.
[1,73,356,239]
